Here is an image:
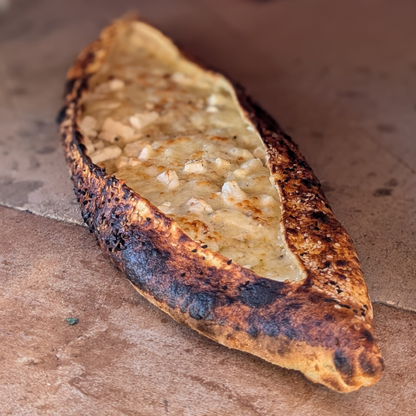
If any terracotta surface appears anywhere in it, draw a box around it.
[0,206,415,415]
[0,0,415,413]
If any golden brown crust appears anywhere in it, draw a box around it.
[58,17,384,392]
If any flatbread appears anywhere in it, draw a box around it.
[58,16,384,392]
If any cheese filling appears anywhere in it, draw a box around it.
[78,22,304,282]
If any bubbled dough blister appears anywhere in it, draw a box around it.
[78,28,303,282]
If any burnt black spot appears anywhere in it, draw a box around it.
[324,314,335,322]
[153,210,165,221]
[223,295,235,306]
[122,186,131,200]
[260,320,281,337]
[284,302,302,314]
[301,178,313,189]
[73,130,83,144]
[122,240,171,294]
[373,188,392,197]
[188,292,216,321]
[361,329,374,342]
[56,106,67,124]
[310,211,330,223]
[280,317,297,340]
[64,78,76,96]
[286,148,296,161]
[334,350,353,377]
[282,133,293,142]
[324,261,331,268]
[167,281,191,310]
[244,95,278,133]
[237,280,284,308]
[308,293,322,304]
[78,76,91,96]
[359,351,384,376]
[277,339,291,356]
[336,260,347,267]
[247,325,259,337]
[178,234,189,243]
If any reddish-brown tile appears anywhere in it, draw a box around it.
[0,207,414,415]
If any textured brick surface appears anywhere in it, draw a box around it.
[0,206,415,415]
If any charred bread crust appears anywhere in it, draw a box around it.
[59,17,384,392]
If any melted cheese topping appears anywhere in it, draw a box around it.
[79,22,304,282]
